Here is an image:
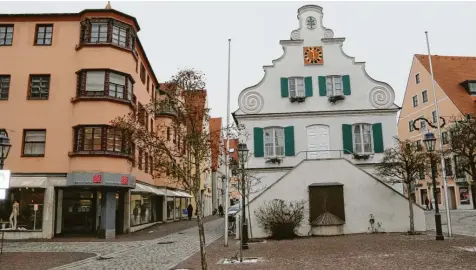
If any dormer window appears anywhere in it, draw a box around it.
[288,77,305,97]
[460,80,476,95]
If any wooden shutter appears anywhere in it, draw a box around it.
[284,126,295,156]
[253,127,264,157]
[342,124,353,154]
[343,75,351,96]
[280,78,289,98]
[318,76,327,96]
[304,77,313,97]
[372,123,384,153]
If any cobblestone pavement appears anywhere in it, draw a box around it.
[425,209,476,236]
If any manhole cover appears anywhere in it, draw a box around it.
[157,241,175,245]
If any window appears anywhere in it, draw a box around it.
[264,127,285,157]
[74,125,131,155]
[150,156,154,173]
[422,90,428,103]
[144,152,149,173]
[442,131,449,145]
[454,156,465,178]
[444,157,453,176]
[112,24,127,47]
[35,24,53,45]
[419,167,425,180]
[326,76,343,96]
[432,110,437,123]
[90,22,108,43]
[22,130,46,157]
[468,82,476,95]
[420,118,426,131]
[147,76,150,93]
[0,75,10,100]
[138,148,143,170]
[409,120,414,132]
[412,95,418,107]
[138,103,146,126]
[78,70,134,102]
[353,124,372,154]
[415,140,422,151]
[167,127,171,141]
[415,73,420,84]
[28,75,50,100]
[140,64,146,84]
[288,77,305,97]
[0,25,13,46]
[150,119,154,134]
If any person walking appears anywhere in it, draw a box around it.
[424,197,429,210]
[187,204,193,220]
[218,204,224,217]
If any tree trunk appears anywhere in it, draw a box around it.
[406,184,415,234]
[194,157,208,270]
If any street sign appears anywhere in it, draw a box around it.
[0,170,10,189]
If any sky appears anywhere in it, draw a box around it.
[1,1,475,123]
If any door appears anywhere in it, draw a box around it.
[448,186,457,209]
[307,125,330,159]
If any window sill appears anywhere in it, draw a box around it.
[0,98,8,100]
[21,154,45,158]
[69,151,133,161]
[27,97,49,100]
[76,42,138,61]
[71,96,136,109]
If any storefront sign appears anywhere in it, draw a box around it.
[0,170,11,189]
[66,172,136,188]
[460,188,470,205]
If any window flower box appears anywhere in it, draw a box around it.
[352,153,371,160]
[328,95,345,104]
[290,96,306,103]
[265,157,283,164]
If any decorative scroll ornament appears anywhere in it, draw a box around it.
[324,29,334,38]
[290,30,300,40]
[412,117,446,131]
[369,87,394,109]
[239,91,264,114]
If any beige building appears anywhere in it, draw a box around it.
[398,54,476,210]
[0,6,190,239]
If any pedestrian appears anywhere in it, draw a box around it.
[218,204,224,217]
[187,204,193,220]
[424,197,429,210]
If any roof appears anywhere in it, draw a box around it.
[416,54,476,115]
[210,117,222,171]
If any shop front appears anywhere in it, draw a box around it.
[56,172,135,239]
[130,183,165,231]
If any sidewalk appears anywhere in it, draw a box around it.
[6,215,220,242]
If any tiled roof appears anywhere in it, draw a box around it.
[210,117,222,171]
[416,54,476,115]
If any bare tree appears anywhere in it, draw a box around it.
[375,137,430,234]
[112,68,225,270]
[448,113,476,208]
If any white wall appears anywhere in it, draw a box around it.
[246,159,426,238]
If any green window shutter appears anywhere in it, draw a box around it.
[253,127,264,157]
[318,76,327,96]
[280,78,289,98]
[304,77,313,97]
[343,75,351,96]
[372,123,384,153]
[342,124,353,154]
[284,126,295,156]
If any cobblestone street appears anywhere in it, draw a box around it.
[425,210,476,237]
[2,218,224,270]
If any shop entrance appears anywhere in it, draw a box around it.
[62,189,96,234]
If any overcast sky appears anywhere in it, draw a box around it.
[2,1,475,122]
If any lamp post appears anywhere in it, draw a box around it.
[0,129,12,170]
[423,132,444,241]
[238,143,249,255]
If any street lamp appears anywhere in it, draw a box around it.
[0,129,12,170]
[423,132,444,241]
[238,143,249,253]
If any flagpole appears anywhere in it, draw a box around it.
[425,31,452,238]
[224,38,231,247]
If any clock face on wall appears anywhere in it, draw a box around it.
[303,46,324,65]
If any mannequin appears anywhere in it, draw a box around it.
[9,200,19,229]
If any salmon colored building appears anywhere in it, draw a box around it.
[0,7,190,239]
[398,54,476,210]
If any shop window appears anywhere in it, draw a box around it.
[130,193,154,226]
[0,188,45,230]
[22,129,46,157]
[73,125,131,157]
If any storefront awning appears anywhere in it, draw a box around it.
[9,177,47,188]
[175,191,193,198]
[159,188,192,198]
[132,183,166,196]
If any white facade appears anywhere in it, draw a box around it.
[233,5,423,238]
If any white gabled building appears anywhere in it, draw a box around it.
[233,5,425,238]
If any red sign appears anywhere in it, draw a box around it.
[121,176,129,185]
[92,174,102,184]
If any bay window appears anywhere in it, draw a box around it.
[76,69,134,103]
[80,19,135,50]
[73,125,131,156]
[112,24,127,47]
[264,127,285,157]
[353,124,372,154]
[90,22,108,43]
